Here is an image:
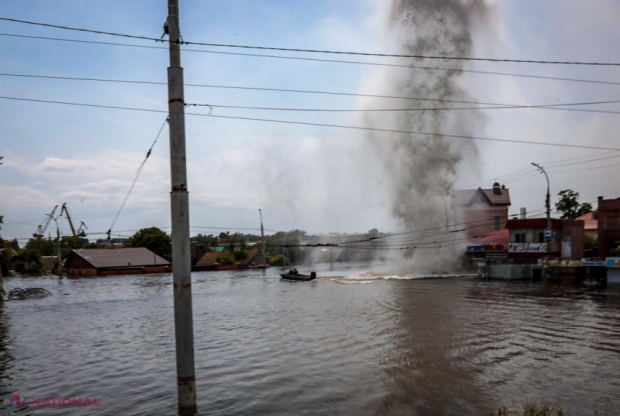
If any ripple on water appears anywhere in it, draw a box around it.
[1,270,620,415]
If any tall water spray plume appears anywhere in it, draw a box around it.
[365,0,493,273]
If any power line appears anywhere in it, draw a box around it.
[2,17,620,66]
[107,118,168,238]
[4,33,620,87]
[548,162,620,173]
[201,113,620,152]
[8,72,620,114]
[3,95,620,151]
[458,151,620,190]
[186,101,620,115]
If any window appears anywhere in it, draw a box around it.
[515,232,526,243]
[538,232,544,243]
[494,215,501,231]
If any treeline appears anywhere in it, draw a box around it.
[0,236,98,275]
[0,227,312,275]
[192,229,309,265]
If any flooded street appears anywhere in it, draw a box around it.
[1,265,620,415]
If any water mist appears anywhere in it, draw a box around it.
[363,0,492,274]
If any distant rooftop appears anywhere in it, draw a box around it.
[69,247,169,268]
[453,184,511,206]
[576,212,597,231]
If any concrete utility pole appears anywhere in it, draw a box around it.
[166,0,197,412]
[532,163,552,260]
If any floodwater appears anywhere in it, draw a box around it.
[1,263,620,415]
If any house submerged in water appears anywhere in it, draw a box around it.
[65,248,171,276]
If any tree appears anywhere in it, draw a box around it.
[124,227,172,260]
[584,234,597,253]
[192,233,218,248]
[265,229,308,264]
[0,237,16,276]
[555,189,593,219]
[233,249,248,262]
[12,249,42,274]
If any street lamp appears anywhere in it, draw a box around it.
[47,214,62,276]
[532,163,552,271]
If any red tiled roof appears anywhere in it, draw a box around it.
[68,248,170,268]
[453,187,511,206]
[481,188,511,205]
[576,212,597,231]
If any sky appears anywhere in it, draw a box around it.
[1,0,620,244]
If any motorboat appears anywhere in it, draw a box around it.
[280,271,317,281]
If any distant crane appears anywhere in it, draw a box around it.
[33,205,59,237]
[59,203,88,238]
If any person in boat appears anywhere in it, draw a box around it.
[292,268,298,274]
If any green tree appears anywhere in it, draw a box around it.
[267,254,286,266]
[584,234,597,251]
[12,249,42,274]
[0,238,16,276]
[192,233,218,248]
[124,227,172,260]
[24,237,58,256]
[555,189,593,219]
[215,255,235,266]
[265,229,308,264]
[233,249,248,262]
[61,236,98,257]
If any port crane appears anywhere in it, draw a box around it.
[33,205,59,237]
[60,203,88,238]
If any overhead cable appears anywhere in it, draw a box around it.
[6,72,620,116]
[1,17,620,66]
[3,33,620,86]
[106,117,168,239]
[2,95,620,152]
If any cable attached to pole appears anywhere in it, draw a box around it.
[106,117,168,240]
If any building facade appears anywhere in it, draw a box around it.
[597,196,620,257]
[453,183,511,238]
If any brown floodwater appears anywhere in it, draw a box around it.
[1,263,619,415]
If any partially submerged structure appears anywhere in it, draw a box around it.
[193,248,260,271]
[64,248,171,276]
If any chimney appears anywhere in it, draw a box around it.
[520,207,526,219]
[493,182,501,195]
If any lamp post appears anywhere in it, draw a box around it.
[47,214,62,275]
[532,163,552,274]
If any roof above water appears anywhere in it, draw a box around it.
[69,247,170,268]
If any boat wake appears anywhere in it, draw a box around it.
[341,271,475,282]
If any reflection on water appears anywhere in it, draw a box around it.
[0,268,619,415]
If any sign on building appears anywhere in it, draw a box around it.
[508,243,547,253]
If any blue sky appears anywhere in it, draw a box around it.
[1,0,620,243]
